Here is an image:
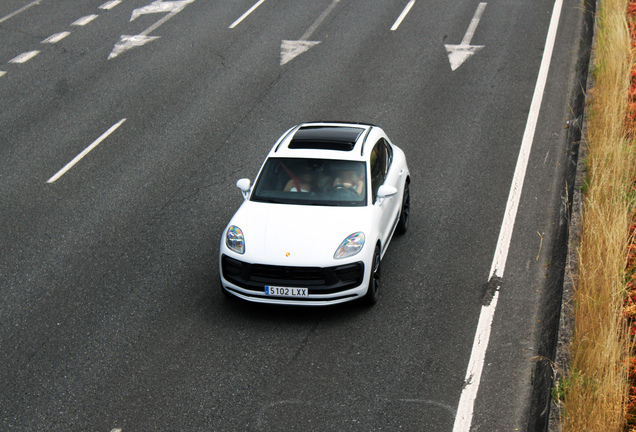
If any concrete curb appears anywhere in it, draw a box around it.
[547,0,597,430]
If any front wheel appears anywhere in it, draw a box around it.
[362,246,381,306]
[395,181,410,234]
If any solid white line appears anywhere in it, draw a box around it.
[0,0,42,24]
[229,0,267,29]
[461,3,487,46]
[391,0,415,31]
[71,14,98,26]
[451,0,564,430]
[42,31,70,44]
[47,119,126,183]
[488,0,562,281]
[9,51,40,63]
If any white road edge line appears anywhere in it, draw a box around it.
[229,0,267,29]
[0,0,42,24]
[391,0,415,31]
[451,0,564,430]
[47,119,126,184]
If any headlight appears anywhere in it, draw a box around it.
[334,232,365,259]
[226,225,245,254]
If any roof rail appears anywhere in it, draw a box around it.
[360,126,373,156]
[274,125,301,152]
[306,120,376,127]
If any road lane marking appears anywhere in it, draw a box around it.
[9,51,40,63]
[391,0,415,31]
[108,0,195,59]
[42,32,70,44]
[229,0,267,29]
[100,0,122,10]
[47,119,126,183]
[445,2,486,71]
[71,14,98,26]
[460,2,487,46]
[280,0,340,65]
[0,0,42,24]
[451,0,564,430]
[0,71,6,78]
[299,0,340,41]
[130,0,194,21]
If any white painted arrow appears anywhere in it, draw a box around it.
[445,2,486,71]
[280,0,340,65]
[108,0,195,59]
[108,35,160,59]
[130,0,193,21]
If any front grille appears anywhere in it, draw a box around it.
[251,264,324,283]
[221,255,364,294]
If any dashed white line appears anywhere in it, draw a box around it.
[0,71,6,78]
[9,51,40,64]
[391,0,415,31]
[47,119,127,183]
[451,0,564,430]
[0,0,42,24]
[229,0,267,29]
[42,31,70,44]
[71,14,98,26]
[100,0,122,10]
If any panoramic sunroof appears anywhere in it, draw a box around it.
[288,126,365,151]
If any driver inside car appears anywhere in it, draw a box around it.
[332,168,364,195]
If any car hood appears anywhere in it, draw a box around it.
[228,201,370,266]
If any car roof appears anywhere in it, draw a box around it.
[269,122,381,160]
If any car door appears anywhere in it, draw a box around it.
[370,138,402,250]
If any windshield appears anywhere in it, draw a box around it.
[251,157,367,206]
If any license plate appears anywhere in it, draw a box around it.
[265,286,308,297]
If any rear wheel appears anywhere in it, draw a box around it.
[395,181,410,234]
[362,246,381,306]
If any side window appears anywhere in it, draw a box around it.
[383,139,393,168]
[370,140,388,201]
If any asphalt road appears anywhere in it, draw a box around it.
[0,0,589,430]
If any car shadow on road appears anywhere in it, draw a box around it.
[215,291,375,324]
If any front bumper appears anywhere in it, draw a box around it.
[220,254,368,306]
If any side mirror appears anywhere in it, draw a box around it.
[377,185,397,199]
[236,178,251,200]
[375,185,397,204]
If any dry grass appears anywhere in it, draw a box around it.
[560,0,635,430]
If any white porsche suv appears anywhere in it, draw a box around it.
[219,122,410,306]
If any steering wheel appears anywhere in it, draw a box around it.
[332,183,358,192]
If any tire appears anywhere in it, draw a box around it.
[362,246,381,306]
[395,181,410,235]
